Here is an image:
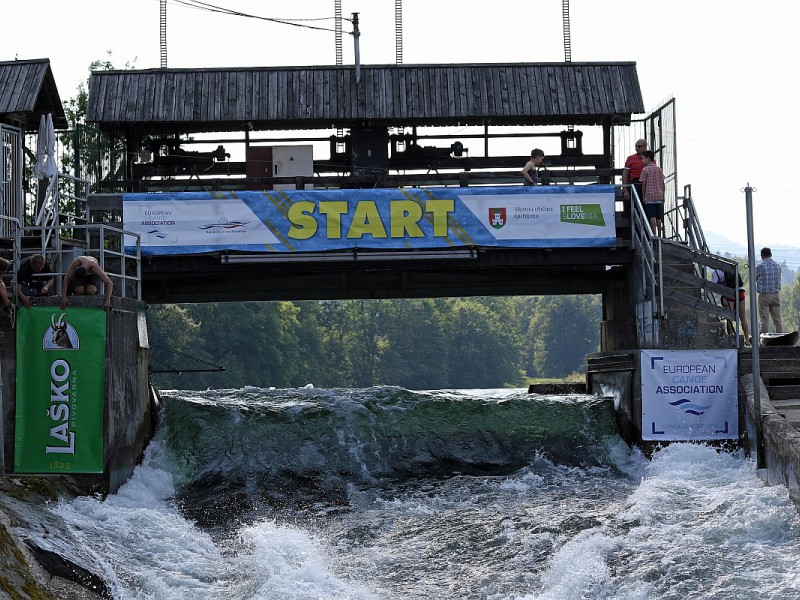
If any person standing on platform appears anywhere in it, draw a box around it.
[755,247,783,334]
[61,255,114,312]
[17,254,54,309]
[639,150,665,237]
[622,139,647,215]
[521,149,545,185]
[712,267,751,346]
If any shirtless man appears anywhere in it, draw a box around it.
[60,256,114,311]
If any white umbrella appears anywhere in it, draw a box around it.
[33,114,47,179]
[44,113,57,179]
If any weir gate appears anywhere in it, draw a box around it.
[0,57,757,493]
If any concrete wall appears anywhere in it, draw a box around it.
[744,373,800,505]
[1,296,153,494]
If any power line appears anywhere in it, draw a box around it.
[168,0,343,33]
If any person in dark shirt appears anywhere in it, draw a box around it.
[17,254,54,308]
[521,149,545,185]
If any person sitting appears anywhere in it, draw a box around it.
[0,258,15,325]
[61,256,114,311]
[17,254,54,308]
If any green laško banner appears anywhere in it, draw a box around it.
[15,307,106,473]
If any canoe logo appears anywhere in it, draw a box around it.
[199,210,249,232]
[43,313,80,350]
[669,398,711,416]
[489,207,506,229]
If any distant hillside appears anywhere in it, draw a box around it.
[704,231,800,279]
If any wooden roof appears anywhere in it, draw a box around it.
[0,59,68,131]
[87,62,644,134]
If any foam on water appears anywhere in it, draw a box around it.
[22,389,800,599]
[524,443,800,600]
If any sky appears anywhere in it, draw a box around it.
[4,0,799,259]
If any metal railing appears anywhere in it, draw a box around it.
[0,124,24,238]
[663,184,708,252]
[34,172,90,251]
[15,223,142,303]
[628,184,662,345]
[630,182,744,348]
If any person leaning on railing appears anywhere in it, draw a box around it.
[17,254,54,309]
[0,258,14,316]
[60,256,114,312]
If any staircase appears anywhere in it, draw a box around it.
[646,239,737,348]
[629,187,742,349]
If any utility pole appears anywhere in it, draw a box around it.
[352,13,361,84]
[744,183,765,469]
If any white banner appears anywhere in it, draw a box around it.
[641,349,738,441]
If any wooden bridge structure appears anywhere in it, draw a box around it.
[3,57,736,354]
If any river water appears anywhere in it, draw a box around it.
[18,387,800,599]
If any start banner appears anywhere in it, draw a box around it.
[15,307,106,473]
[641,349,739,441]
[122,186,616,255]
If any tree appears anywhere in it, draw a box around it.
[784,273,800,333]
[529,295,601,378]
[440,298,525,387]
[376,299,451,389]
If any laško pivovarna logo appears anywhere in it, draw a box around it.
[42,313,80,350]
[489,207,506,229]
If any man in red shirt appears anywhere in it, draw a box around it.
[640,150,665,237]
[622,139,647,216]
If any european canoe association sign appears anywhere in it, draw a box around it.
[122,186,616,255]
[641,349,738,441]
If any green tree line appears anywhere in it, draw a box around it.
[147,295,602,390]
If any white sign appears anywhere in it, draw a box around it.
[641,349,738,441]
[124,197,279,251]
[459,192,615,241]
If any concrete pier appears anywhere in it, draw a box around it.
[742,346,800,505]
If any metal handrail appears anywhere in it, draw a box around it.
[663,183,709,253]
[15,223,142,302]
[627,183,662,344]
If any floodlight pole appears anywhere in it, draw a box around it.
[744,183,765,469]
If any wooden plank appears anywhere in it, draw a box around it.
[122,72,136,121]
[661,288,734,321]
[78,63,645,128]
[242,71,252,121]
[767,386,800,401]
[497,66,509,117]
[310,69,321,121]
[659,241,737,273]
[282,69,292,121]
[264,70,276,120]
[165,71,177,121]
[4,65,28,113]
[342,67,352,121]
[297,71,307,120]
[376,68,386,120]
[191,72,203,122]
[446,67,458,117]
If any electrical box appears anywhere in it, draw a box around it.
[245,145,314,190]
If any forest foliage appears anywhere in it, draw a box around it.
[147,295,602,390]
